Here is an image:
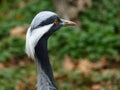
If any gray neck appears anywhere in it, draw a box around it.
[35,37,57,90]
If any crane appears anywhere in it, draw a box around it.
[25,11,76,90]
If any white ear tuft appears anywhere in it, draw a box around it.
[25,24,54,59]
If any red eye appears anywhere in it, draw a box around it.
[54,19,58,24]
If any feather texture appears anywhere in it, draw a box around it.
[36,59,56,90]
[26,24,53,59]
[30,11,57,30]
[25,11,59,90]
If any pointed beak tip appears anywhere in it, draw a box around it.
[69,21,77,26]
[64,21,77,26]
[61,19,77,26]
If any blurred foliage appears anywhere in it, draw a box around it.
[0,0,120,90]
[49,0,120,60]
[0,37,25,62]
[0,0,54,62]
[0,0,120,61]
[0,0,53,39]
[1,59,120,90]
[0,63,36,90]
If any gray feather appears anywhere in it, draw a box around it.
[31,11,57,30]
[36,59,57,90]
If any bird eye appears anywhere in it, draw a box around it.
[54,18,59,24]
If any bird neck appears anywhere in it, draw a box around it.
[35,37,57,90]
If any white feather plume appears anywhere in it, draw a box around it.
[25,24,53,59]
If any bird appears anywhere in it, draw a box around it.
[25,11,76,90]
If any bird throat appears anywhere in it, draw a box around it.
[35,37,57,90]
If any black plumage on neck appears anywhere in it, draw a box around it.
[33,19,62,90]
[35,36,57,89]
[26,11,76,90]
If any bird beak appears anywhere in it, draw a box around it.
[61,19,76,26]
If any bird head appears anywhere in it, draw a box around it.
[26,11,76,59]
[30,11,76,37]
